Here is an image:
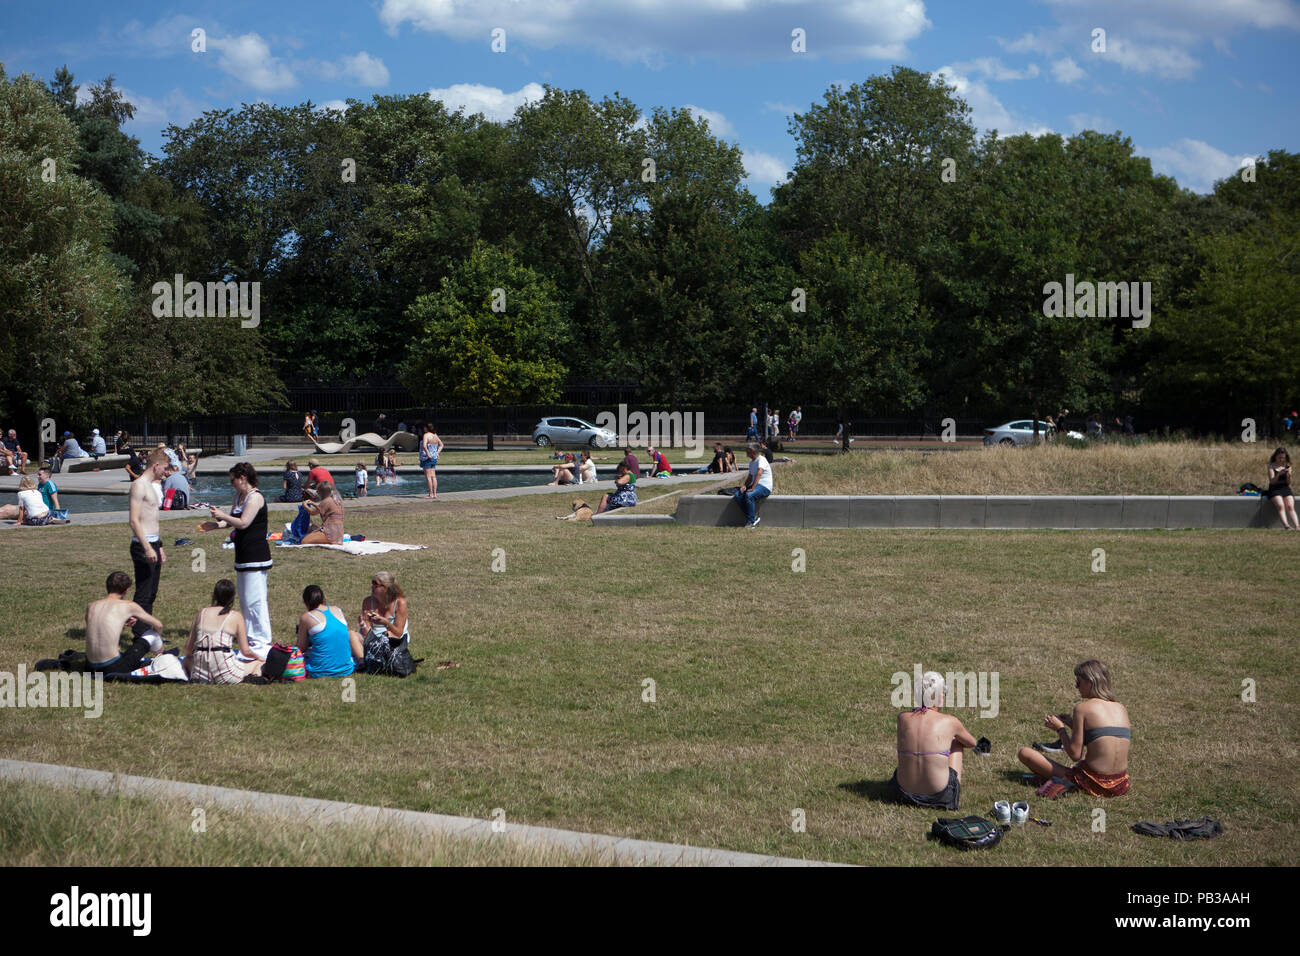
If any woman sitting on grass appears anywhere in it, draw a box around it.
[184,579,260,683]
[890,671,977,810]
[359,571,409,649]
[1018,659,1131,799]
[1265,447,1297,530]
[297,584,363,677]
[280,461,304,502]
[301,480,344,544]
[597,462,638,513]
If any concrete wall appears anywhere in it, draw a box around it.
[666,494,1283,529]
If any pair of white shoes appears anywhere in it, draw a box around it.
[993,800,1028,825]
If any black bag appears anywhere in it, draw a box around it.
[930,816,1005,850]
[363,634,421,677]
[262,642,292,681]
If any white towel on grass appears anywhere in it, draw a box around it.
[280,541,427,555]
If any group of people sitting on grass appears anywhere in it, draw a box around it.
[890,660,1130,812]
[548,451,598,486]
[84,568,415,683]
[0,469,70,525]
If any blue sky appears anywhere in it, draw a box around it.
[2,0,1296,197]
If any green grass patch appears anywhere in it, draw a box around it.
[1,451,1294,866]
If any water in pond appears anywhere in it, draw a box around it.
[56,471,568,514]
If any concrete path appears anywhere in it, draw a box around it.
[0,759,846,867]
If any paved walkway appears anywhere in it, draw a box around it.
[0,759,845,867]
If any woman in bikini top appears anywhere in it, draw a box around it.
[894,674,978,796]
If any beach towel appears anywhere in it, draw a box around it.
[279,541,427,556]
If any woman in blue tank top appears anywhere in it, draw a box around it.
[296,584,362,677]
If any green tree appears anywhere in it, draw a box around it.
[772,65,978,264]
[600,106,757,403]
[403,243,571,448]
[1146,215,1299,433]
[0,68,129,447]
[762,232,930,412]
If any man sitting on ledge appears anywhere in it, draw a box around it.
[732,442,773,529]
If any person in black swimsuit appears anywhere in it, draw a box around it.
[1266,448,1297,530]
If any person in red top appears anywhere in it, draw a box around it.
[306,459,334,486]
[647,446,672,477]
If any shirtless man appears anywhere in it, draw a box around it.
[85,571,164,673]
[128,450,169,640]
[890,671,978,810]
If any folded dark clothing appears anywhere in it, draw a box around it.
[1132,817,1225,840]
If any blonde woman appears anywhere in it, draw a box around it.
[359,571,409,649]
[15,475,68,525]
[890,671,977,810]
[301,480,344,544]
[1018,660,1131,798]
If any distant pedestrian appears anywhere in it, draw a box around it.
[748,407,759,440]
[419,424,443,499]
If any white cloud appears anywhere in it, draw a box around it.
[1067,112,1113,133]
[209,32,297,91]
[116,86,204,127]
[118,14,206,56]
[1100,38,1201,80]
[425,82,546,122]
[1139,137,1256,193]
[932,66,1053,138]
[379,0,931,63]
[683,105,735,138]
[763,100,798,115]
[947,57,1040,81]
[316,99,350,114]
[1041,0,1300,33]
[743,149,790,195]
[310,51,391,86]
[340,52,390,86]
[1051,56,1085,83]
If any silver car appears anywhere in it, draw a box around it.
[532,417,619,449]
[983,420,1055,446]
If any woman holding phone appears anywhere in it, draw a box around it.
[1266,447,1297,530]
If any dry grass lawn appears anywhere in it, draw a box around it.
[1,445,1295,866]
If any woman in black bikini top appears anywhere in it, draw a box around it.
[1266,448,1298,530]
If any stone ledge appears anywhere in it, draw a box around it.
[673,494,1284,529]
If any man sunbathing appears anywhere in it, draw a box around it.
[84,571,164,674]
[1017,659,1131,798]
[891,672,977,810]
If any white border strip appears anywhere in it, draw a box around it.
[0,759,848,867]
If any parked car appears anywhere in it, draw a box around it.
[532,417,619,449]
[982,420,1056,446]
